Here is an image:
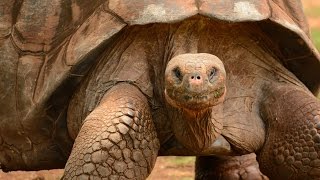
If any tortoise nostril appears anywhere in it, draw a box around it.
[190,75,202,81]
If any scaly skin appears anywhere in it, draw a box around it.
[259,84,320,180]
[195,84,320,180]
[63,84,159,179]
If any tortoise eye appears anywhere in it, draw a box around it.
[173,67,182,80]
[209,68,217,79]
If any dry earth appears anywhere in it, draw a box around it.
[1,0,319,180]
[0,157,195,180]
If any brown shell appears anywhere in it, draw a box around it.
[0,0,319,169]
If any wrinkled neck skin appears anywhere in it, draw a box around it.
[170,104,223,153]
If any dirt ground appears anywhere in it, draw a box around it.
[147,157,195,180]
[0,157,195,180]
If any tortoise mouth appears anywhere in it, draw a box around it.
[165,86,226,110]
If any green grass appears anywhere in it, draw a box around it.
[169,157,195,166]
[311,28,320,50]
[180,178,194,180]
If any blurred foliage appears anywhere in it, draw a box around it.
[305,6,320,18]
[169,157,195,166]
[311,28,320,52]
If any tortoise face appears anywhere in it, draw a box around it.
[164,53,226,111]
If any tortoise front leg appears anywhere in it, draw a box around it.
[63,84,160,179]
[195,153,268,180]
[259,84,320,180]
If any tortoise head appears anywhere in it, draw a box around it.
[165,53,226,111]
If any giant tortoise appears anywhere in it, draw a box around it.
[1,0,320,179]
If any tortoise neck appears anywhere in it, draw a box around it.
[169,105,223,152]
